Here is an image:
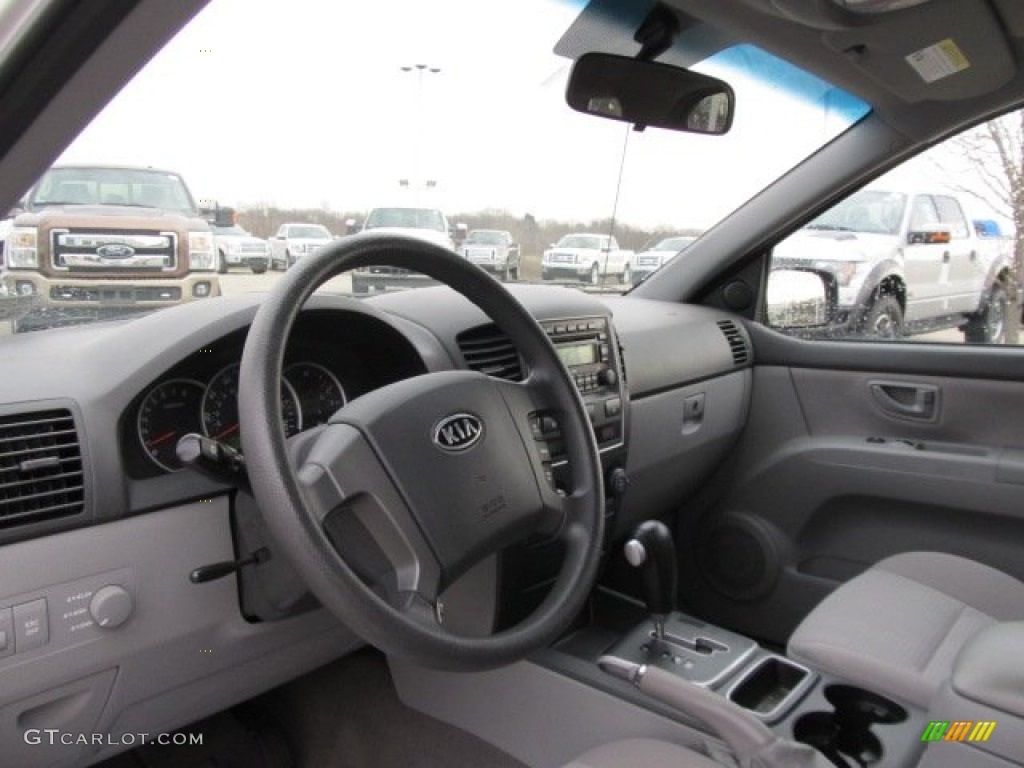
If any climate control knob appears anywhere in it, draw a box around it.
[89,585,134,629]
[597,368,618,387]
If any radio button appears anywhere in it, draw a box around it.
[604,397,622,417]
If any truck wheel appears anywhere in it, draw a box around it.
[621,264,631,285]
[964,284,1008,344]
[589,263,600,285]
[217,251,228,274]
[862,295,903,340]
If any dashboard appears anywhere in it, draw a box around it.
[0,284,752,767]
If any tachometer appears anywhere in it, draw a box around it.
[201,363,302,451]
[137,379,205,472]
[284,362,347,427]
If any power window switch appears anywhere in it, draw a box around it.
[0,608,13,659]
[13,599,48,653]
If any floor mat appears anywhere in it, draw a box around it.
[261,648,527,768]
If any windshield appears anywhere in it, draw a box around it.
[0,0,871,332]
[214,225,251,236]
[29,167,196,214]
[558,235,605,250]
[466,231,507,245]
[287,225,331,239]
[654,237,695,252]
[806,190,907,235]
[365,208,446,232]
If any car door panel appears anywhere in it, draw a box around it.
[678,334,1024,648]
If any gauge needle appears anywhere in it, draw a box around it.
[214,423,240,441]
[146,431,178,449]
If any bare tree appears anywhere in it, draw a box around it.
[935,110,1024,343]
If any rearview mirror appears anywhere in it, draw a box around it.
[567,52,734,135]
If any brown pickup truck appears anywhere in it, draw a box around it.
[1,164,220,331]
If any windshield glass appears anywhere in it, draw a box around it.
[288,225,331,239]
[558,235,605,250]
[214,225,250,236]
[806,190,907,235]
[365,208,446,232]
[654,237,695,252]
[29,167,195,214]
[466,231,506,245]
[0,0,871,332]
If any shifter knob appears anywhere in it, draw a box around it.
[625,520,677,638]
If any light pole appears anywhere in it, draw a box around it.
[400,63,441,196]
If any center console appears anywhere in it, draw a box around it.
[545,521,931,767]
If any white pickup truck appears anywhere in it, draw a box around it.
[773,187,1014,343]
[541,233,633,285]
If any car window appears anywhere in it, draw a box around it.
[933,195,970,239]
[766,111,1021,347]
[0,0,870,332]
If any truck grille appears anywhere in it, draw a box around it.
[51,228,177,272]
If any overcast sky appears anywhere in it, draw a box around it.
[56,0,1002,232]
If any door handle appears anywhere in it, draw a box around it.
[942,250,951,263]
[869,380,940,421]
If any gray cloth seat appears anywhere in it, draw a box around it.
[788,551,1024,707]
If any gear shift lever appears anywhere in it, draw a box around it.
[624,520,677,641]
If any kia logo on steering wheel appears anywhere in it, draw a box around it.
[433,413,484,452]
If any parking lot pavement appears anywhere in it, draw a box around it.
[218,269,353,297]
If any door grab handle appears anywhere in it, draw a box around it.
[868,381,940,421]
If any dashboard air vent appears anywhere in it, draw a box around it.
[717,320,751,366]
[0,409,85,528]
[456,325,523,381]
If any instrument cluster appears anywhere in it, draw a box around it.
[135,359,347,473]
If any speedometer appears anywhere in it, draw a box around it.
[284,362,346,427]
[201,363,302,450]
[137,379,205,472]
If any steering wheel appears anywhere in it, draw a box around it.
[238,233,605,670]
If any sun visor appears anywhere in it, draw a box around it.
[820,0,1015,102]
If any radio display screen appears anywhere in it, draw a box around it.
[556,342,597,367]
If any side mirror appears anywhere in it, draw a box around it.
[567,52,734,134]
[765,268,836,330]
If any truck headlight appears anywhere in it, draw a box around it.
[813,259,861,287]
[8,227,38,268]
[188,232,216,271]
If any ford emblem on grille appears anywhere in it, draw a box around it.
[432,413,484,452]
[96,243,136,259]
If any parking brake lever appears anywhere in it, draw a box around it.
[599,657,829,767]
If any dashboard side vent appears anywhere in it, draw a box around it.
[456,325,523,381]
[0,409,85,528]
[717,320,751,366]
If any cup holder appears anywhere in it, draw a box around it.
[793,685,907,767]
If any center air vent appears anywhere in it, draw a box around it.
[0,409,85,528]
[456,325,523,381]
[717,320,751,366]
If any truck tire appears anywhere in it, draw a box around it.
[964,284,1008,344]
[862,295,903,340]
[589,263,600,285]
[217,251,228,274]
